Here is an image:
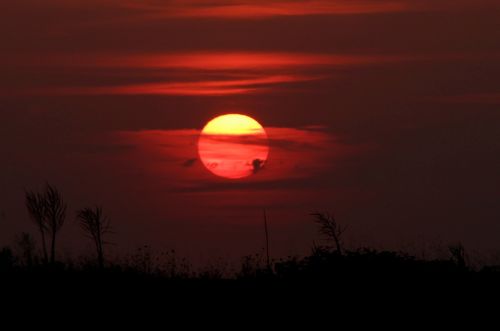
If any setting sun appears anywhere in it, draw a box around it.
[198,114,269,179]
[2,0,499,286]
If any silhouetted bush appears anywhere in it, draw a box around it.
[0,247,16,272]
[0,242,494,287]
[273,246,470,280]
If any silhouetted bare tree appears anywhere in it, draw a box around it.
[77,206,112,268]
[25,184,66,264]
[311,212,347,255]
[44,185,67,264]
[25,190,48,263]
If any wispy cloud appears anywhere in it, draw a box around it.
[19,51,408,70]
[122,0,500,19]
[34,74,319,96]
[11,50,499,97]
[123,0,409,19]
[20,51,415,96]
[9,50,497,75]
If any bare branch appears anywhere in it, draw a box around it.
[76,206,112,268]
[311,212,347,255]
[25,189,48,263]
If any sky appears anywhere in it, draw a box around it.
[1,0,500,264]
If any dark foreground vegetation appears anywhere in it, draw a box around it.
[1,244,498,279]
[2,184,500,294]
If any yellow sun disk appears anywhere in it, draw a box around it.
[201,114,265,135]
[198,114,269,179]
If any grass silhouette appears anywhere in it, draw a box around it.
[2,184,500,288]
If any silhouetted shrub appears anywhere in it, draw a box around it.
[0,247,16,272]
[14,232,37,267]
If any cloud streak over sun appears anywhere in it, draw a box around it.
[111,125,362,192]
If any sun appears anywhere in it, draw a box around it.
[198,114,269,179]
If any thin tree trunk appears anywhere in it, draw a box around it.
[50,230,56,264]
[98,246,104,269]
[263,209,270,270]
[96,222,104,269]
[96,240,104,269]
[39,226,48,264]
[334,237,342,255]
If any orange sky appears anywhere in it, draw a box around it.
[1,0,500,263]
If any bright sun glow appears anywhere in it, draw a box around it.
[201,114,266,135]
[198,114,269,179]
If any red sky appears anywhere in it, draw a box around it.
[1,0,500,264]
